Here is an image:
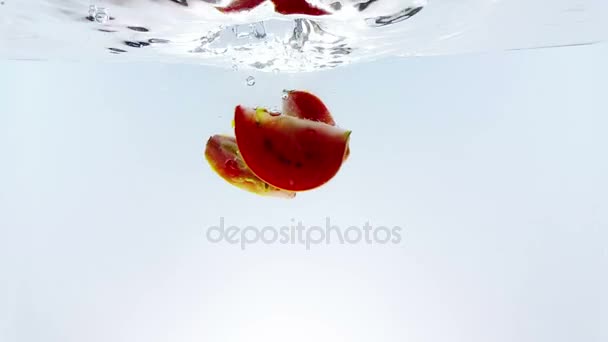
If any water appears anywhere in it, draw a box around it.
[88,4,110,24]
[1,1,607,342]
[0,0,606,72]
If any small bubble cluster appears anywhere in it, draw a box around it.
[232,22,267,40]
[88,5,109,24]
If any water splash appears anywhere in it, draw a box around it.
[0,0,605,72]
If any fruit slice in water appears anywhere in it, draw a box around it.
[205,134,296,198]
[216,0,265,13]
[282,90,335,125]
[271,0,329,16]
[282,90,350,160]
[234,106,351,192]
[217,0,328,15]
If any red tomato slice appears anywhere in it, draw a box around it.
[205,134,296,198]
[234,106,351,191]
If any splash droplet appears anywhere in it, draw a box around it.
[246,76,256,86]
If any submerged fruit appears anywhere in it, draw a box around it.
[216,0,265,13]
[282,89,349,160]
[271,0,329,16]
[205,134,296,198]
[216,0,329,15]
[205,90,351,197]
[282,90,335,125]
[234,106,351,192]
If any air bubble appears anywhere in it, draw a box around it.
[88,5,97,17]
[246,76,255,86]
[251,22,267,39]
[95,11,109,23]
[128,26,149,32]
[232,22,266,40]
[88,5,110,24]
[153,39,171,45]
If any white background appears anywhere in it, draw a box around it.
[1,43,607,341]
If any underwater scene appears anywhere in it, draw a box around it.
[1,1,607,341]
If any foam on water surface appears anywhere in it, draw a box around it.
[0,0,606,72]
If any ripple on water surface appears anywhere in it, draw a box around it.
[0,0,605,72]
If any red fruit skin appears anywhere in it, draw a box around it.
[205,134,296,198]
[216,0,266,13]
[282,90,350,160]
[234,106,351,192]
[270,0,329,16]
[216,0,328,15]
[282,90,335,125]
